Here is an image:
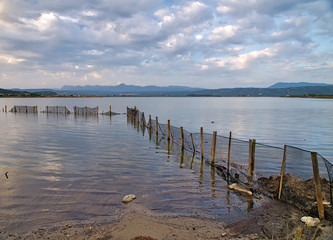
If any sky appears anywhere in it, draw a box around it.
[0,0,332,89]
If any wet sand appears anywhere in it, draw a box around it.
[2,199,332,240]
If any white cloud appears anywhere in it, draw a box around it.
[208,25,239,43]
[0,0,332,88]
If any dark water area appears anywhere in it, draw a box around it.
[0,97,332,234]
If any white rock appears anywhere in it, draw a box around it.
[301,216,320,227]
[122,194,136,203]
[229,183,252,195]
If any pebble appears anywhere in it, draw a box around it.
[301,216,320,227]
[122,194,136,203]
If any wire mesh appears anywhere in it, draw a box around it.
[127,106,333,208]
[255,143,284,178]
[9,105,38,113]
[43,106,70,114]
[74,106,99,115]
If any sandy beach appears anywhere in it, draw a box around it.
[1,198,331,240]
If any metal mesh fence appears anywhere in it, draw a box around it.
[73,106,99,115]
[9,105,38,113]
[127,107,333,214]
[43,106,70,114]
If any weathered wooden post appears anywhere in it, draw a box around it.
[5,105,7,113]
[35,105,38,114]
[109,106,112,115]
[278,145,287,200]
[211,131,217,164]
[156,117,159,135]
[56,106,59,114]
[25,105,28,113]
[200,127,204,159]
[311,152,325,219]
[142,112,146,126]
[97,106,99,116]
[227,131,232,177]
[190,133,195,152]
[167,120,171,140]
[149,115,152,130]
[248,139,256,181]
[85,106,88,116]
[180,127,184,149]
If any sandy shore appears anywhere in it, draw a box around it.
[1,198,331,240]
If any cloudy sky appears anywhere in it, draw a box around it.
[0,0,332,89]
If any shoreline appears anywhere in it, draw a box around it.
[3,199,332,240]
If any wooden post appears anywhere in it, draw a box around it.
[311,152,325,219]
[97,106,99,116]
[110,106,112,115]
[156,117,159,135]
[227,131,232,177]
[46,106,49,113]
[85,106,88,116]
[5,105,7,113]
[200,127,204,159]
[56,106,59,114]
[211,131,217,164]
[149,115,152,130]
[190,133,195,152]
[25,105,28,113]
[248,139,256,180]
[35,105,38,114]
[167,120,171,140]
[142,112,145,126]
[180,127,184,149]
[278,145,287,200]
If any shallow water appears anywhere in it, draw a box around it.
[0,97,332,234]
[0,111,255,234]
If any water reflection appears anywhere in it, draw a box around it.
[1,110,263,234]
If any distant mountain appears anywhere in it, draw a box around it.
[60,84,204,96]
[269,82,332,88]
[0,88,56,97]
[188,86,333,97]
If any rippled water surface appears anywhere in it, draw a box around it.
[0,97,332,234]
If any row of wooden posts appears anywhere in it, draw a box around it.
[2,105,113,116]
[127,107,326,219]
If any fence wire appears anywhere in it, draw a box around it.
[127,107,333,211]
[43,106,70,114]
[73,106,99,115]
[9,105,38,113]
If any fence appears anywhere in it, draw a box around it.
[42,106,71,114]
[127,106,333,220]
[9,105,38,113]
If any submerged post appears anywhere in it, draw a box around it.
[311,152,325,219]
[156,117,159,135]
[142,112,146,126]
[248,139,256,181]
[211,131,217,164]
[200,127,204,159]
[167,120,171,140]
[180,127,184,149]
[149,115,152,130]
[190,133,195,152]
[227,131,232,177]
[278,145,287,200]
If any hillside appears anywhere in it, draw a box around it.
[269,82,332,88]
[188,86,333,97]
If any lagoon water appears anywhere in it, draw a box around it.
[0,97,332,233]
